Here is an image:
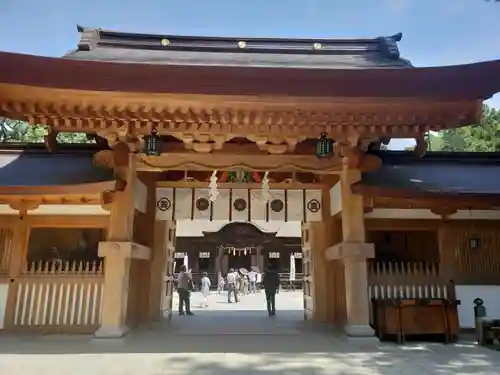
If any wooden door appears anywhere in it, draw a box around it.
[163,221,176,321]
[301,223,314,320]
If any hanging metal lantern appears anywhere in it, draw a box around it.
[143,128,162,156]
[316,132,334,159]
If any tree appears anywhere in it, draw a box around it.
[0,118,29,141]
[440,129,467,151]
[432,105,500,152]
[0,118,92,144]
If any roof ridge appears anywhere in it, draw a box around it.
[76,25,403,43]
[73,25,406,62]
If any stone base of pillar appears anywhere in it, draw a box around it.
[94,324,130,338]
[344,324,375,338]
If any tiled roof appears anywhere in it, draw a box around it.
[0,146,113,186]
[361,151,500,195]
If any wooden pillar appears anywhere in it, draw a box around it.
[320,174,347,327]
[325,160,375,337]
[148,220,177,321]
[308,222,328,322]
[95,154,151,338]
[161,221,177,321]
[128,172,156,326]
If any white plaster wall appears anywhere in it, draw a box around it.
[0,283,9,330]
[455,285,500,328]
[176,220,301,237]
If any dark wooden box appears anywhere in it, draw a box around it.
[371,298,460,344]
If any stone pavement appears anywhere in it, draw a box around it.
[1,291,500,375]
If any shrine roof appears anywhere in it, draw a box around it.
[1,51,498,100]
[0,145,113,187]
[64,26,412,69]
[355,151,500,199]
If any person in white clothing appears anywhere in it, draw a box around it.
[226,268,239,303]
[256,272,262,292]
[200,272,211,308]
[248,270,257,294]
[217,272,225,295]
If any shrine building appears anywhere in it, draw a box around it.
[0,26,499,338]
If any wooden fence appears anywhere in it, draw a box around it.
[7,260,104,333]
[367,261,453,300]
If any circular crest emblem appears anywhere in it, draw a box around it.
[270,199,284,213]
[196,197,210,212]
[307,199,321,213]
[233,198,247,212]
[157,197,171,212]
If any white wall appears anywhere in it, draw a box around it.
[176,220,302,237]
[455,285,500,328]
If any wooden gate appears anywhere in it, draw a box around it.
[301,223,314,320]
[163,221,176,321]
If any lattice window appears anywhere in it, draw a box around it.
[0,228,13,273]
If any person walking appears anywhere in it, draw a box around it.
[226,268,239,303]
[200,272,211,308]
[217,271,225,295]
[240,274,249,295]
[248,269,257,295]
[262,266,280,316]
[177,265,194,316]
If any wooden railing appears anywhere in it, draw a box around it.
[23,259,104,275]
[3,259,105,333]
[10,274,104,332]
[367,261,453,300]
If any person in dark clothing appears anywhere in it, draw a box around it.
[262,266,280,316]
[177,265,194,316]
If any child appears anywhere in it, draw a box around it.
[200,272,211,308]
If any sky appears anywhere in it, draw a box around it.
[0,0,499,149]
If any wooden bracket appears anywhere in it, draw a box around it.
[414,134,428,158]
[44,128,58,153]
[9,200,40,217]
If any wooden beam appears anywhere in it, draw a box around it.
[137,153,381,173]
[155,181,323,189]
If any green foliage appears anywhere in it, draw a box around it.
[433,105,500,152]
[0,118,92,144]
[427,134,443,151]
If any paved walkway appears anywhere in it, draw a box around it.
[1,291,500,375]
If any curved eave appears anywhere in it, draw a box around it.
[352,183,500,206]
[0,181,115,196]
[0,52,499,99]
